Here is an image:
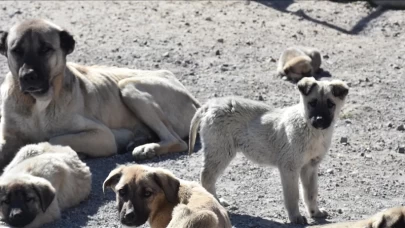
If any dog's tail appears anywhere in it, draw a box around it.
[188,107,204,155]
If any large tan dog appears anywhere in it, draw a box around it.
[103,164,232,228]
[0,142,91,228]
[0,19,199,169]
[313,206,405,228]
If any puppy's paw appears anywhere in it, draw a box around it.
[132,143,158,160]
[289,214,308,225]
[310,209,328,218]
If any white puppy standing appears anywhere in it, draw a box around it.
[189,77,349,224]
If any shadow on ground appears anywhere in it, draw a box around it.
[254,0,388,35]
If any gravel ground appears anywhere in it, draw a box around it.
[0,1,404,228]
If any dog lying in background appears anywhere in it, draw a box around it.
[277,46,322,82]
[189,77,349,224]
[313,206,405,228]
[0,143,91,228]
[103,164,231,228]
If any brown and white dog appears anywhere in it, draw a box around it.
[103,164,232,228]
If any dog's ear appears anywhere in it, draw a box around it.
[330,80,349,100]
[297,77,317,96]
[32,183,56,213]
[103,166,124,193]
[153,169,180,203]
[59,30,75,55]
[0,30,8,57]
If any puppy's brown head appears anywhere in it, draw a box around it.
[0,175,55,227]
[103,165,180,227]
[283,56,313,82]
[298,77,349,129]
[0,19,75,98]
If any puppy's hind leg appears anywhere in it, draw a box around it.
[300,162,328,219]
[279,166,307,224]
[200,140,235,204]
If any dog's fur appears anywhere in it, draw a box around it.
[103,164,231,228]
[0,19,199,170]
[0,142,91,228]
[277,46,322,82]
[313,206,405,228]
[189,77,349,224]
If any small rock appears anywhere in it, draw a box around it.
[326,169,334,175]
[220,65,229,72]
[215,50,221,56]
[257,95,264,101]
[345,119,352,124]
[337,209,343,214]
[397,124,405,131]
[162,52,170,58]
[229,206,238,211]
[246,41,253,46]
[399,147,405,154]
[340,137,348,144]
[323,54,329,59]
[2,7,6,10]
[185,22,190,26]
[217,38,224,43]
[205,17,212,21]
[388,122,393,128]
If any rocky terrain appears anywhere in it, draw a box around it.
[0,1,404,227]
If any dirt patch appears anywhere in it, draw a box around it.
[0,1,404,227]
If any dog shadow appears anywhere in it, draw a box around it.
[230,213,304,228]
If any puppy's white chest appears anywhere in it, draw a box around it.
[304,132,330,164]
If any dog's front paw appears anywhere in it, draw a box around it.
[132,143,158,160]
[310,208,328,218]
[289,214,308,225]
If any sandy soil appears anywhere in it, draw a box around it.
[0,1,404,228]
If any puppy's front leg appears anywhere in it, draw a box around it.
[279,167,307,224]
[300,162,328,218]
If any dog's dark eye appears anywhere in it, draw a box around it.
[308,100,317,108]
[143,190,152,198]
[118,188,127,197]
[327,99,335,108]
[39,46,53,55]
[12,47,24,56]
[25,197,34,203]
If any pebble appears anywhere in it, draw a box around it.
[257,95,264,101]
[388,122,393,128]
[215,50,221,56]
[338,209,343,214]
[205,17,212,21]
[399,147,405,154]
[397,124,405,131]
[217,38,224,43]
[162,52,169,58]
[326,169,334,175]
[340,137,348,144]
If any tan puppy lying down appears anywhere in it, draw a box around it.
[0,143,91,228]
[103,164,232,228]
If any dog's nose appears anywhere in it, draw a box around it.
[21,69,38,83]
[124,209,136,221]
[9,208,23,219]
[315,116,324,125]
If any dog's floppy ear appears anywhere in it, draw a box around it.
[32,183,56,213]
[153,169,180,203]
[59,30,75,55]
[0,30,8,57]
[297,77,317,96]
[103,166,124,193]
[330,80,349,100]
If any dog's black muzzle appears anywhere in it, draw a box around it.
[19,69,49,95]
